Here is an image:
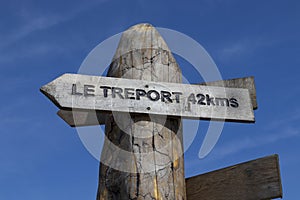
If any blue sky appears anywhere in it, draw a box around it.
[0,0,299,199]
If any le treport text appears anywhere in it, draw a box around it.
[71,84,239,108]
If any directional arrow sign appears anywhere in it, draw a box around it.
[40,73,254,123]
[57,76,257,127]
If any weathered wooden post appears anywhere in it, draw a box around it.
[97,23,186,199]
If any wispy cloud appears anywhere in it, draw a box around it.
[211,107,300,156]
[0,0,108,50]
[264,109,300,131]
[0,40,66,64]
[185,124,300,177]
[215,127,299,156]
[221,41,247,55]
[217,36,277,61]
[0,0,110,64]
[219,39,256,59]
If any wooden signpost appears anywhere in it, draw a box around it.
[40,23,282,199]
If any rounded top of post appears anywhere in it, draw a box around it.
[128,23,154,30]
[113,23,171,61]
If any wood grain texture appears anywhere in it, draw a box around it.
[56,77,257,127]
[186,154,282,200]
[97,23,186,200]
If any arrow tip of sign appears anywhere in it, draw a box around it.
[40,83,62,109]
